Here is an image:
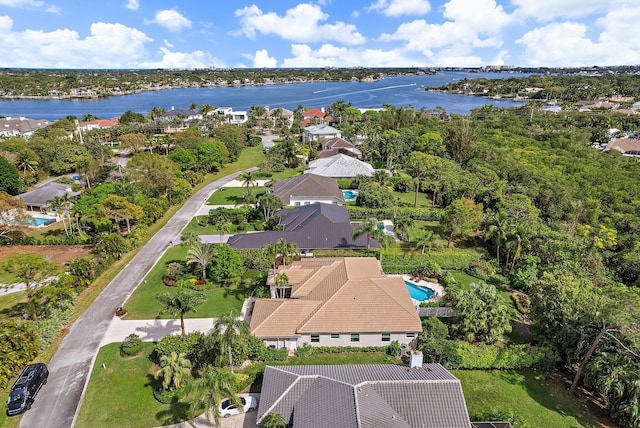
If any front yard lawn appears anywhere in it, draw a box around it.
[123,245,249,319]
[75,342,194,428]
[207,186,266,205]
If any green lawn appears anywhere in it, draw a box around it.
[181,215,263,236]
[392,190,435,208]
[454,369,606,428]
[123,245,250,319]
[207,186,266,205]
[0,290,27,320]
[75,342,194,428]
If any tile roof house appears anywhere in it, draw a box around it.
[16,182,81,211]
[302,124,342,145]
[249,257,420,350]
[271,174,345,206]
[0,117,51,139]
[300,107,333,127]
[318,136,362,159]
[604,138,640,157]
[227,203,379,252]
[305,153,374,178]
[256,362,473,428]
[76,117,120,132]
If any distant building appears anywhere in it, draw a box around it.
[212,107,248,125]
[302,124,341,145]
[604,138,640,157]
[16,182,80,212]
[317,136,361,159]
[0,117,51,138]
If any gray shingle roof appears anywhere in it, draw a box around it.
[227,204,379,250]
[257,364,472,428]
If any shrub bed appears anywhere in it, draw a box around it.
[382,252,483,272]
[456,343,557,370]
[296,345,389,358]
[120,334,143,357]
[153,383,188,404]
[347,206,442,221]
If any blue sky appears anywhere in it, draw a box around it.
[0,0,637,69]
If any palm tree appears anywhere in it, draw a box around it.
[180,231,200,247]
[213,310,249,373]
[239,171,257,196]
[271,238,297,270]
[155,351,192,391]
[352,218,379,250]
[186,242,215,280]
[484,211,509,267]
[157,285,206,335]
[273,272,289,299]
[262,412,287,428]
[189,366,240,426]
[416,230,436,254]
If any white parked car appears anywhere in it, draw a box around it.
[219,396,257,418]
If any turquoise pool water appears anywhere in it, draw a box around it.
[27,217,54,226]
[343,190,357,200]
[405,281,434,301]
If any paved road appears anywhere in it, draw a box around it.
[20,169,255,428]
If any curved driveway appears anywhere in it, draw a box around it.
[20,169,255,428]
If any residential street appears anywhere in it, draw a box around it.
[20,169,255,428]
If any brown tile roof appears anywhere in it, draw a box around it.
[250,257,421,337]
[272,174,344,206]
[605,138,640,154]
[257,364,473,428]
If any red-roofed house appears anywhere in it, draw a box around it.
[301,107,333,126]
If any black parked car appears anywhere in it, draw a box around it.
[6,363,48,416]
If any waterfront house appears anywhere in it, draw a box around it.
[0,117,51,139]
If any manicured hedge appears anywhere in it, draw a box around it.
[455,343,557,370]
[120,334,143,357]
[382,252,484,272]
[296,345,389,357]
[347,206,443,221]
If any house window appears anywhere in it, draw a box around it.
[406,333,416,339]
[294,202,300,207]
[350,333,360,343]
[310,334,320,343]
[381,333,391,342]
[330,333,340,339]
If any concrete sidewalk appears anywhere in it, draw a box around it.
[100,317,218,346]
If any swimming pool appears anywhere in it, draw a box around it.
[27,217,55,227]
[404,281,435,301]
[342,190,357,200]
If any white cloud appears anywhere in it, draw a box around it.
[511,0,615,22]
[0,21,153,68]
[367,0,431,17]
[251,49,277,68]
[280,43,421,67]
[443,0,511,34]
[145,9,191,32]
[235,3,365,45]
[139,47,223,69]
[163,39,173,48]
[0,0,60,13]
[516,6,640,67]
[125,0,139,11]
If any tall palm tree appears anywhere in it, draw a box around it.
[189,366,240,426]
[484,211,509,267]
[239,171,257,196]
[186,242,215,280]
[273,272,289,299]
[155,351,192,391]
[416,230,436,254]
[157,285,207,335]
[352,218,379,250]
[213,310,249,373]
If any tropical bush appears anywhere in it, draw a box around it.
[151,332,209,368]
[120,334,143,357]
[0,320,39,388]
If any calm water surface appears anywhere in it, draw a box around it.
[0,71,527,120]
